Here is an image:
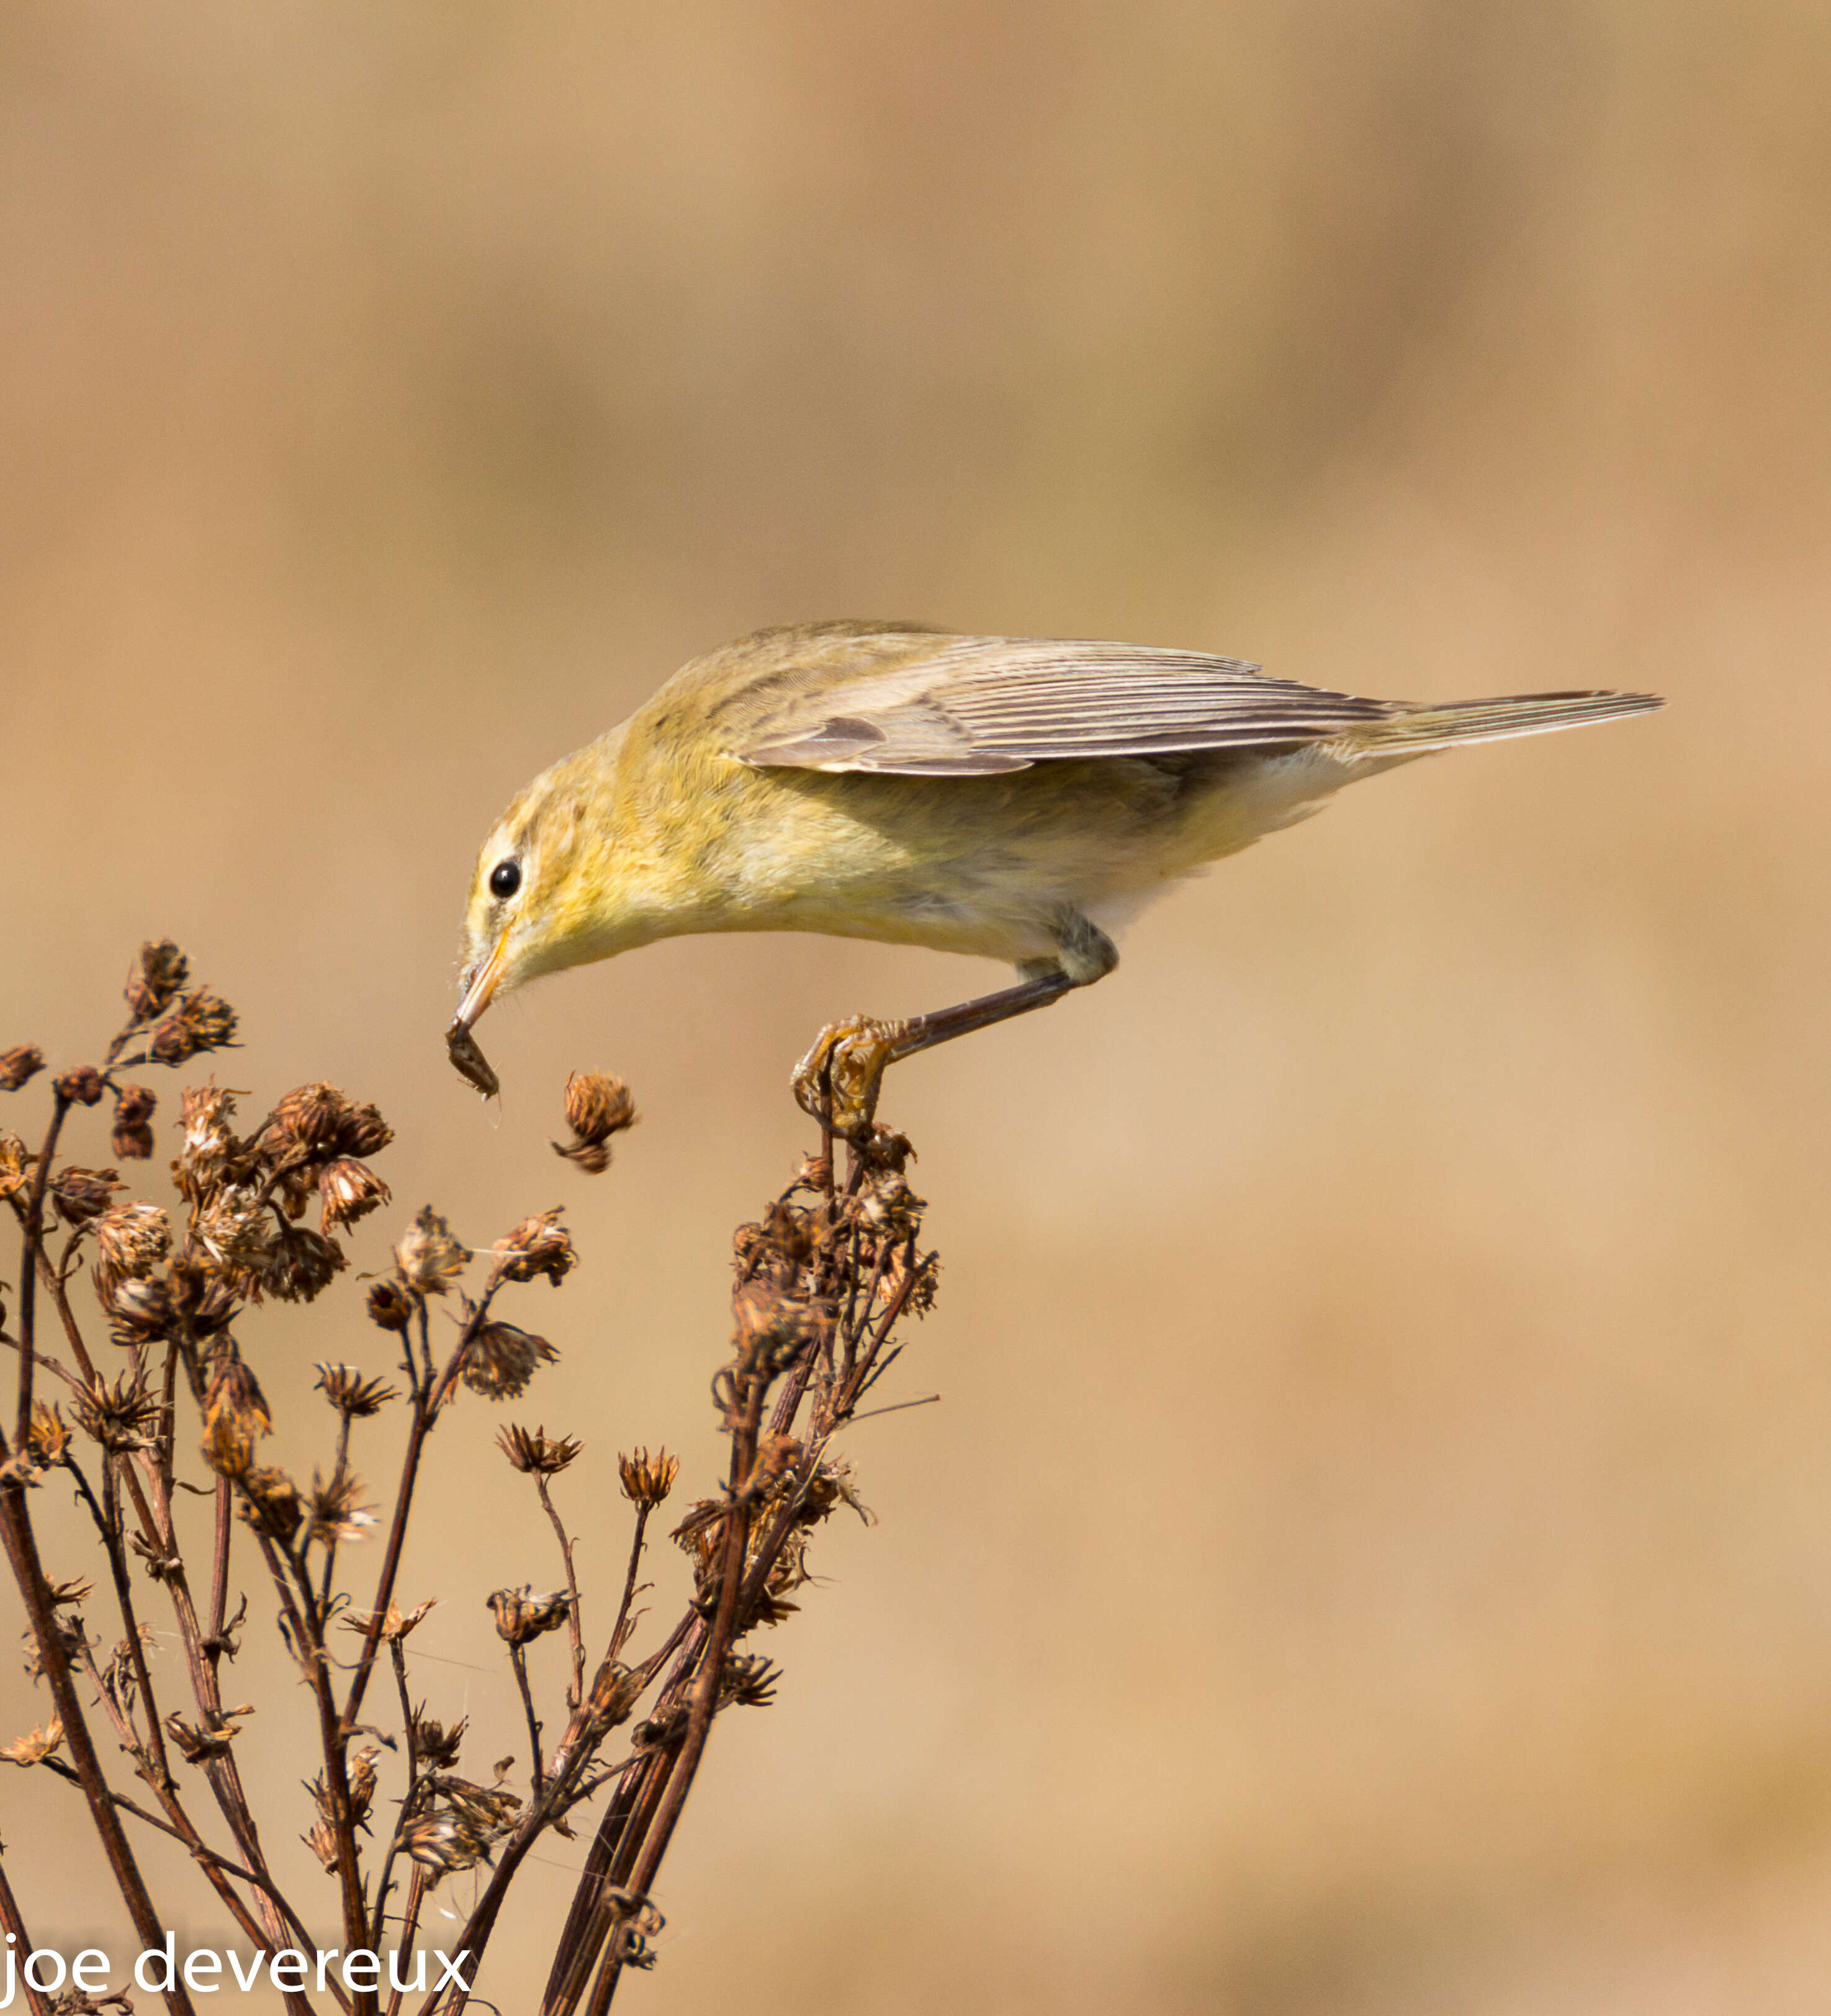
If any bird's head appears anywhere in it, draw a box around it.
[452,740,628,1042]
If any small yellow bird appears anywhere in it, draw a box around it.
[449,621,1660,1130]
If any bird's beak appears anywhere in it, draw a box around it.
[454,934,509,1033]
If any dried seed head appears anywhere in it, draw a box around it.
[201,1410,257,1482]
[0,1134,31,1202]
[124,940,189,1022]
[53,1066,106,1108]
[110,1082,158,1160]
[341,1599,437,1644]
[0,1046,45,1094]
[366,1276,416,1332]
[99,1273,177,1347]
[336,1102,392,1159]
[174,1084,240,1201]
[194,1182,276,1285]
[403,1799,505,1878]
[495,1207,575,1287]
[617,1447,680,1510]
[0,1720,63,1766]
[461,1321,557,1401]
[148,988,238,1066]
[269,1082,349,1150]
[498,1424,582,1476]
[394,1207,469,1295]
[304,1817,341,1871]
[73,1373,161,1454]
[51,1166,121,1226]
[485,1585,573,1647]
[314,1364,397,1418]
[262,1224,346,1304]
[554,1071,638,1174]
[346,1746,380,1827]
[307,1470,375,1548]
[410,1709,466,1770]
[236,1467,304,1547]
[25,1405,69,1468]
[94,1201,171,1282]
[319,1159,390,1233]
[721,1654,781,1709]
[205,1351,273,1441]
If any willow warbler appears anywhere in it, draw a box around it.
[449,621,1660,1129]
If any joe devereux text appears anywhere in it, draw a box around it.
[0,1934,472,2000]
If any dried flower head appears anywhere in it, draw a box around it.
[72,1373,161,1454]
[53,1066,106,1109]
[148,987,239,1067]
[124,940,189,1022]
[0,1720,63,1767]
[0,1133,31,1202]
[461,1321,557,1401]
[587,1662,646,1729]
[314,1364,397,1418]
[340,1599,437,1644]
[366,1276,416,1332]
[51,1166,121,1227]
[94,1200,171,1283]
[305,1470,375,1548]
[268,1082,351,1151]
[394,1207,469,1295]
[235,1466,304,1547]
[485,1585,573,1647]
[205,1352,273,1441]
[174,1084,241,1202]
[554,1071,639,1174]
[110,1082,158,1160]
[99,1273,176,1348]
[495,1207,575,1287]
[498,1424,583,1476]
[721,1654,781,1709]
[319,1158,390,1233]
[0,1046,45,1094]
[618,1447,680,1510]
[404,1788,518,1878]
[410,1709,466,1770]
[194,1182,276,1286]
[262,1223,346,1304]
[304,1817,342,1872]
[168,1256,237,1337]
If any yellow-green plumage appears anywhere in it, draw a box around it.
[456,621,1660,1039]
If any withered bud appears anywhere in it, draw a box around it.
[194,1183,276,1283]
[346,1745,380,1828]
[306,1470,374,1547]
[51,1166,122,1227]
[0,1133,29,1202]
[320,1158,390,1233]
[164,1711,240,1763]
[54,1066,106,1108]
[494,1207,575,1287]
[315,1364,397,1418]
[205,1351,273,1441]
[0,1720,64,1767]
[588,1662,646,1729]
[461,1321,557,1401]
[498,1424,582,1476]
[94,1200,171,1282]
[110,1082,158,1160]
[201,1411,256,1482]
[25,1404,69,1468]
[235,1466,304,1547]
[553,1071,639,1174]
[403,1803,498,1878]
[173,1084,241,1203]
[169,1258,237,1337]
[618,1447,680,1510]
[485,1585,573,1647]
[336,1102,392,1158]
[269,1082,349,1150]
[731,1280,816,1375]
[263,1224,346,1304]
[0,1046,45,1093]
[410,1710,466,1770]
[303,1817,342,1873]
[366,1277,416,1332]
[747,1431,801,1496]
[394,1207,469,1295]
[124,940,189,1021]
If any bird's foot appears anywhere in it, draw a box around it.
[792,1017,907,1141]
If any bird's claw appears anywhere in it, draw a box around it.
[792,1017,905,1141]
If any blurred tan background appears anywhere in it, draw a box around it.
[2,1,1827,2009]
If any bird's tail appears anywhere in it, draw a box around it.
[1349,688,1663,757]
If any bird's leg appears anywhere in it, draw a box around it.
[792,973,1075,1140]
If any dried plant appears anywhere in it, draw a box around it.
[0,943,937,2014]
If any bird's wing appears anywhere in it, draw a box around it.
[732,633,1392,775]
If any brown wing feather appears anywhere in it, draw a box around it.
[736,634,1393,775]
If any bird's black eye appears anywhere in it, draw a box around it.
[488,860,521,900]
